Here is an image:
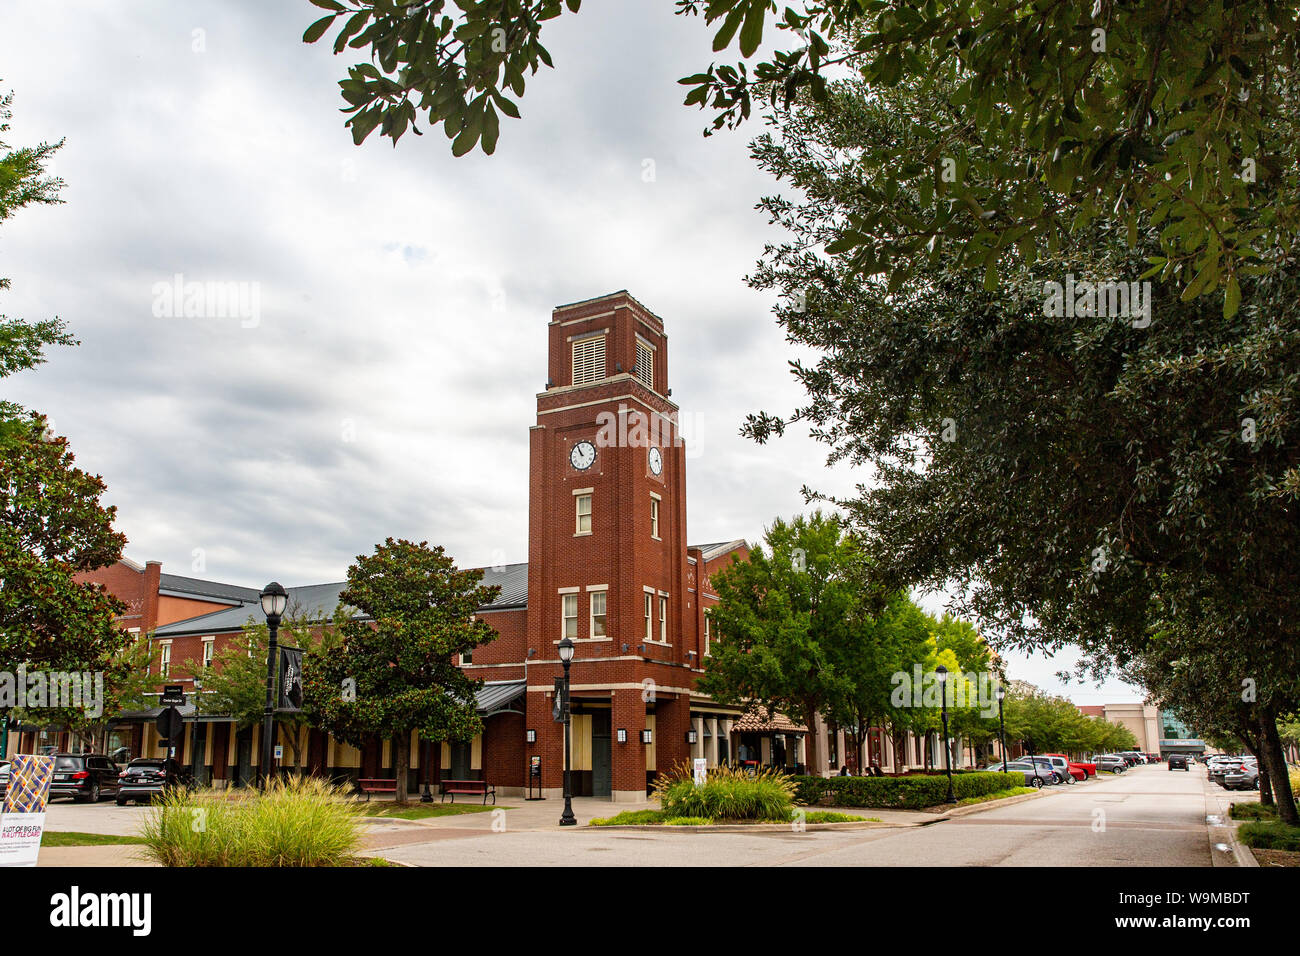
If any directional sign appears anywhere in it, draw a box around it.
[160,686,186,706]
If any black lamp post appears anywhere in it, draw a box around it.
[558,636,576,826]
[935,665,957,803]
[996,683,1008,773]
[259,582,288,790]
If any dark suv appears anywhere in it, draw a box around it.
[49,753,122,803]
[1167,754,1189,771]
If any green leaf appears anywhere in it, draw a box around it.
[738,0,768,59]
[303,15,334,44]
[1223,275,1241,319]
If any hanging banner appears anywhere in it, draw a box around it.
[278,646,304,712]
[0,753,56,867]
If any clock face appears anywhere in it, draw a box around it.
[570,440,597,471]
[648,446,663,475]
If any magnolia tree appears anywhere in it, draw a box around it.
[304,539,499,803]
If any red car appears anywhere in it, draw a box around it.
[1047,754,1093,779]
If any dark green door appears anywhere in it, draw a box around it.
[591,711,611,797]
[451,741,472,779]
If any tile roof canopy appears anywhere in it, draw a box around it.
[154,562,528,636]
[732,705,808,735]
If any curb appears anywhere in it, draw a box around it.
[929,788,1051,819]
[581,819,901,833]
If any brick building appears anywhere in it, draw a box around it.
[8,292,826,798]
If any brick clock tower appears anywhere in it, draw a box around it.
[525,291,699,802]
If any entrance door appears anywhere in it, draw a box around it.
[235,728,253,788]
[190,724,207,786]
[591,711,611,797]
[451,741,472,780]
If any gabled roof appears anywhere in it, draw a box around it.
[691,540,748,562]
[153,563,528,637]
[158,573,262,606]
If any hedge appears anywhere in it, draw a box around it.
[792,771,1023,810]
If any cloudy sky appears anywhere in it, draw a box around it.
[0,1,1138,703]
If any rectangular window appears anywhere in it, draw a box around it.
[703,613,711,656]
[562,593,578,639]
[635,339,654,389]
[650,497,660,539]
[590,590,607,638]
[159,643,171,678]
[202,639,215,670]
[659,595,667,642]
[460,649,473,665]
[572,335,606,385]
[644,593,653,641]
[576,494,592,534]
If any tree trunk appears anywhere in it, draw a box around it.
[394,734,410,805]
[1258,708,1298,826]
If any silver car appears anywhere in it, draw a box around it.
[986,760,1055,788]
[1093,754,1127,773]
[1221,759,1259,791]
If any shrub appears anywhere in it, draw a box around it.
[664,816,714,826]
[1229,802,1278,820]
[1237,820,1300,852]
[790,771,1023,810]
[589,809,666,826]
[139,777,364,867]
[798,810,870,823]
[653,764,796,821]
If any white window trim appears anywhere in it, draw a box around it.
[589,587,608,639]
[561,592,578,640]
[572,333,607,385]
[658,594,668,643]
[575,491,593,536]
[643,591,653,641]
[649,494,661,540]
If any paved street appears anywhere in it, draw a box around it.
[368,763,1252,867]
[34,762,1256,867]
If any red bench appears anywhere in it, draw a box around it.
[357,778,398,801]
[439,778,496,805]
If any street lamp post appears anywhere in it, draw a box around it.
[259,582,288,790]
[996,683,1008,773]
[558,636,576,826]
[935,665,957,804]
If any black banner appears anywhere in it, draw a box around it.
[278,647,303,712]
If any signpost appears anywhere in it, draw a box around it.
[526,756,544,801]
[0,754,56,867]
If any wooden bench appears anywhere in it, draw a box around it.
[357,778,398,802]
[439,778,496,805]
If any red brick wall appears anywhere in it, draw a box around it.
[483,712,525,787]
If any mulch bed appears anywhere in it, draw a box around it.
[1250,847,1300,867]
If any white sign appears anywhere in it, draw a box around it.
[274,745,283,760]
[0,812,47,867]
[0,754,56,867]
[693,758,708,787]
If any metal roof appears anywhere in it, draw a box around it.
[154,563,528,637]
[475,680,526,715]
[157,573,262,605]
[691,540,748,562]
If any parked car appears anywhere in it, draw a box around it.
[985,760,1055,788]
[1168,754,1189,771]
[1222,760,1260,791]
[1093,754,1128,773]
[1046,753,1091,780]
[1207,755,1243,783]
[1038,754,1080,784]
[48,753,122,803]
[1118,751,1145,766]
[116,758,193,806]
